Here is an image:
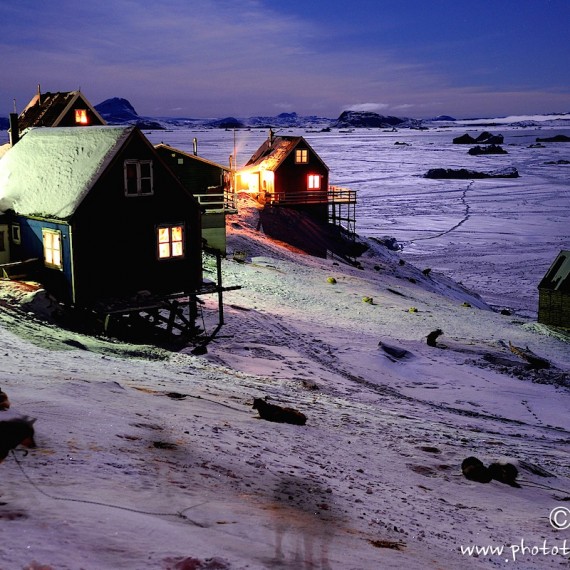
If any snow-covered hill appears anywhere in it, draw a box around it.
[1,194,569,569]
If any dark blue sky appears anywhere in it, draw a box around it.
[1,0,568,119]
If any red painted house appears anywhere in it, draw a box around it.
[236,131,357,259]
[236,132,330,223]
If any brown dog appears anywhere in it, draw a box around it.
[0,417,36,463]
[0,389,10,411]
[252,398,307,426]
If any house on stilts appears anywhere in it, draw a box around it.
[0,124,237,340]
[236,131,357,258]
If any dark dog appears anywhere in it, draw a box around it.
[0,417,36,462]
[426,329,443,347]
[461,456,492,483]
[252,398,307,426]
[0,389,10,411]
[488,462,520,488]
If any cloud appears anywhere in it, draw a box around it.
[344,103,390,113]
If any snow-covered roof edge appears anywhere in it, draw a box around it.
[539,249,570,292]
[0,126,136,219]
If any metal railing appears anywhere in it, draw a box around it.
[328,186,357,204]
[194,186,237,212]
[265,190,328,205]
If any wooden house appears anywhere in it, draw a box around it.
[154,143,235,254]
[236,132,357,259]
[236,132,330,223]
[15,88,106,135]
[538,250,570,328]
[0,126,202,309]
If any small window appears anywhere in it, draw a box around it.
[157,224,184,259]
[124,160,154,196]
[75,109,88,124]
[11,224,21,244]
[295,149,308,164]
[42,229,63,270]
[0,231,5,252]
[308,174,321,189]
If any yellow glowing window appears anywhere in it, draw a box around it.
[75,109,88,124]
[42,229,63,270]
[124,160,154,196]
[295,149,308,163]
[158,225,184,259]
[308,174,321,189]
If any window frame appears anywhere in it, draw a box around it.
[295,149,308,164]
[308,174,321,190]
[157,223,185,260]
[11,223,21,245]
[124,160,154,197]
[74,109,88,125]
[42,228,63,270]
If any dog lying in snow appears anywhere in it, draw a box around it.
[0,417,36,463]
[461,456,519,487]
[488,461,520,488]
[461,456,492,483]
[0,388,10,411]
[252,398,307,426]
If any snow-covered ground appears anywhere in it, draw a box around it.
[1,127,569,569]
[147,124,570,318]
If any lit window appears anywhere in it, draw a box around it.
[157,225,184,259]
[42,229,63,270]
[75,109,88,124]
[124,160,154,196]
[308,175,321,189]
[295,149,308,163]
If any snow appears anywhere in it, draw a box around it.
[147,125,570,317]
[0,128,569,569]
[0,126,132,219]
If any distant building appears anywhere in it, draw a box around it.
[538,250,570,328]
[155,143,235,254]
[16,87,106,133]
[0,126,202,308]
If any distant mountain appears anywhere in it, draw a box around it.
[85,97,570,131]
[204,117,246,129]
[333,111,405,129]
[431,115,456,122]
[245,112,330,129]
[94,97,164,129]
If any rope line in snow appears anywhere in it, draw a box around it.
[10,450,208,526]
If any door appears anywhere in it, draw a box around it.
[0,224,9,264]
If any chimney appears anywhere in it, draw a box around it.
[269,128,274,146]
[193,137,198,156]
[9,113,20,147]
[37,83,41,105]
